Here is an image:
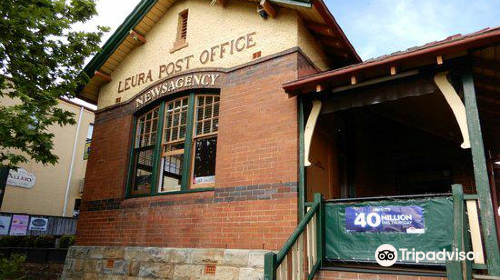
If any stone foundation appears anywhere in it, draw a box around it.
[61,246,267,280]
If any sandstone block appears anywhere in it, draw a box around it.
[190,248,224,264]
[223,250,249,268]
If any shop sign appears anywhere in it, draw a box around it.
[119,32,257,95]
[346,206,425,233]
[29,217,49,231]
[7,168,36,189]
[135,73,221,108]
[0,216,11,235]
[9,215,29,236]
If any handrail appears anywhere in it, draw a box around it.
[277,202,319,263]
[264,193,323,280]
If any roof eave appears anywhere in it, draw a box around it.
[283,28,500,94]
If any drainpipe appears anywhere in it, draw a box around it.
[62,106,84,217]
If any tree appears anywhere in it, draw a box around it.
[0,0,108,169]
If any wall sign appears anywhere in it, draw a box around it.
[346,206,425,233]
[9,215,29,236]
[0,216,11,235]
[135,72,222,108]
[7,168,36,189]
[29,217,49,231]
[119,32,256,94]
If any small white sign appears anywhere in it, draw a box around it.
[7,168,36,189]
[29,217,48,231]
[0,216,11,235]
[193,176,215,185]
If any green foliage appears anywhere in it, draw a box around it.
[0,0,109,168]
[0,236,57,248]
[58,235,75,248]
[33,236,55,248]
[0,254,27,280]
[0,236,23,248]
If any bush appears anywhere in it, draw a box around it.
[0,236,23,248]
[33,236,55,249]
[19,236,36,248]
[0,254,27,280]
[58,235,75,249]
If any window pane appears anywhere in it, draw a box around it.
[164,97,189,144]
[136,107,160,148]
[192,137,217,185]
[195,95,219,136]
[159,143,183,193]
[132,148,154,194]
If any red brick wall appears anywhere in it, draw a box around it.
[76,50,311,250]
[315,270,447,280]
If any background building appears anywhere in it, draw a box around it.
[0,98,94,218]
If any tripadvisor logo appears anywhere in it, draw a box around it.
[375,244,478,266]
[375,244,398,267]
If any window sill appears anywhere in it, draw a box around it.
[169,41,188,53]
[126,187,214,199]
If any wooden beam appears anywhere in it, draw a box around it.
[324,47,348,58]
[94,71,111,83]
[260,0,276,18]
[319,39,342,48]
[304,100,322,167]
[350,76,357,85]
[436,55,443,65]
[434,72,470,149]
[390,66,397,75]
[316,84,324,92]
[304,21,335,36]
[129,30,146,44]
[463,69,500,275]
[473,57,500,72]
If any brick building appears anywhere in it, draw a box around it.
[62,0,500,279]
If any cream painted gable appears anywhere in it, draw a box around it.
[97,0,330,109]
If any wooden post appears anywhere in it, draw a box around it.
[462,69,500,276]
[448,184,465,280]
[180,92,196,190]
[314,193,323,267]
[298,98,305,219]
[264,252,277,280]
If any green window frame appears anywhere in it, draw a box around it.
[125,92,219,198]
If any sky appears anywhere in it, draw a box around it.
[79,0,500,61]
[72,0,499,109]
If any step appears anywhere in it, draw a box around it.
[314,269,447,280]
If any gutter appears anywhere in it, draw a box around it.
[62,106,84,217]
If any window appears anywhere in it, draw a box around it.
[170,10,189,53]
[159,97,188,193]
[178,10,188,41]
[128,93,219,197]
[130,107,159,195]
[84,124,94,160]
[192,95,219,187]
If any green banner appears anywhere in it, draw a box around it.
[325,197,454,265]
